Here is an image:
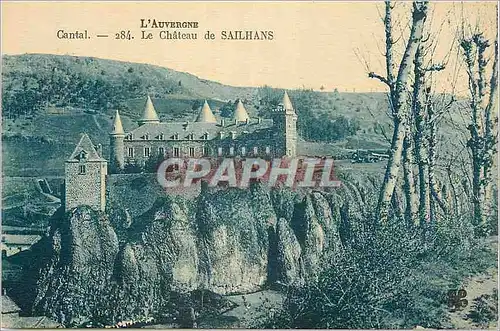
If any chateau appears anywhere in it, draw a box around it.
[65,92,297,211]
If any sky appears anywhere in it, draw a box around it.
[2,1,497,93]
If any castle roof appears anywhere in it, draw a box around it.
[67,134,106,162]
[138,95,160,125]
[232,100,250,122]
[196,100,217,123]
[111,110,125,135]
[282,91,294,110]
[126,118,274,141]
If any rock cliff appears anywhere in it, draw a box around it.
[22,183,349,325]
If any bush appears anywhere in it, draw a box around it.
[261,206,491,329]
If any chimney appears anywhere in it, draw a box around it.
[221,118,225,127]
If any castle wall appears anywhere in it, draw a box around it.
[106,173,201,217]
[120,129,289,167]
[65,161,107,211]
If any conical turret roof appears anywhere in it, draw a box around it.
[68,133,105,162]
[111,110,125,135]
[138,95,160,125]
[232,100,250,122]
[196,100,217,123]
[282,91,294,110]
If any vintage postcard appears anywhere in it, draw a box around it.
[1,1,498,329]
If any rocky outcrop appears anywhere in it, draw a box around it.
[25,184,347,325]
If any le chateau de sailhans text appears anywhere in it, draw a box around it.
[56,19,275,41]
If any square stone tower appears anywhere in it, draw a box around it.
[272,91,298,157]
[65,134,107,212]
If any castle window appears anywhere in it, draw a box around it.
[219,132,224,139]
[187,133,194,140]
[189,147,195,157]
[128,147,134,158]
[144,147,151,157]
[127,134,134,140]
[203,132,209,140]
[218,147,223,156]
[158,147,165,155]
[266,146,271,154]
[203,146,210,156]
[230,131,236,140]
[79,164,86,175]
[241,147,246,156]
[144,133,150,140]
[173,147,180,157]
[78,151,87,161]
[173,133,179,140]
[253,147,258,155]
[229,146,234,156]
[158,133,164,140]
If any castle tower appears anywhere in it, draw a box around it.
[196,100,217,123]
[233,100,250,123]
[110,110,125,172]
[138,95,160,125]
[65,134,107,212]
[272,91,298,157]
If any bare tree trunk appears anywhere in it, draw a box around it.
[412,46,430,225]
[461,32,498,232]
[402,127,418,223]
[427,101,448,218]
[375,1,429,224]
[482,38,498,227]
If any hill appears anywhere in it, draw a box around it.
[1,54,396,176]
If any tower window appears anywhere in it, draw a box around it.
[128,147,134,158]
[79,164,86,175]
[158,147,165,155]
[173,147,180,157]
[144,147,151,157]
[189,147,195,157]
[218,147,223,156]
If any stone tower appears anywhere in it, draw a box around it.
[110,110,125,172]
[272,91,298,157]
[65,134,107,212]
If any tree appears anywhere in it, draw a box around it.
[369,1,430,224]
[460,30,498,234]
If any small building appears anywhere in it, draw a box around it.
[64,134,107,212]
